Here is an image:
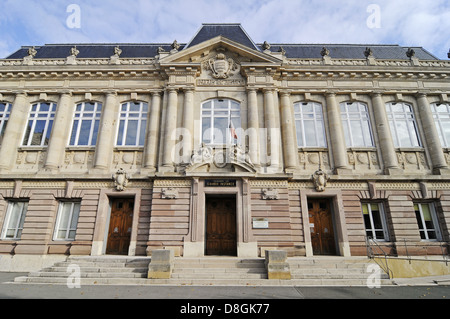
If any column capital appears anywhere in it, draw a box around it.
[279,90,292,97]
[104,90,117,97]
[262,87,276,94]
[14,91,28,97]
[416,90,431,99]
[370,91,385,98]
[58,90,73,96]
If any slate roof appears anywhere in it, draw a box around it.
[4,23,439,60]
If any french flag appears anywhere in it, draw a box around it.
[229,121,238,140]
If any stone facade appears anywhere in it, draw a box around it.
[0,24,449,269]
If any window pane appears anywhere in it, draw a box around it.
[125,120,138,145]
[77,120,92,145]
[117,120,125,145]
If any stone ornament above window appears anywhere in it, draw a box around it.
[204,52,239,79]
[311,168,330,192]
[261,188,279,200]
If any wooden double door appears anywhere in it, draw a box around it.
[308,199,337,255]
[205,196,237,256]
[106,198,134,255]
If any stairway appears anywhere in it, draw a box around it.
[13,255,393,286]
[288,257,392,286]
[13,256,151,285]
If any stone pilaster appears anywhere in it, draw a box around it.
[371,92,401,174]
[45,91,74,171]
[247,88,260,168]
[161,88,178,171]
[279,90,298,171]
[94,91,118,170]
[143,91,162,170]
[326,92,350,174]
[0,92,29,171]
[416,92,450,174]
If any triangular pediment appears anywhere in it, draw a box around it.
[159,35,282,65]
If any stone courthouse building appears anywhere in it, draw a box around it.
[0,24,449,270]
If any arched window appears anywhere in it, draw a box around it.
[22,102,57,146]
[0,102,11,145]
[294,102,327,147]
[386,102,421,147]
[116,101,148,146]
[201,99,241,145]
[69,101,102,146]
[431,102,450,147]
[340,102,374,147]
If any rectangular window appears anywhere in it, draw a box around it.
[386,102,421,148]
[0,102,11,145]
[22,102,57,146]
[362,203,389,241]
[54,202,80,241]
[116,101,148,146]
[294,102,327,147]
[1,201,28,240]
[69,102,102,146]
[431,103,450,147]
[340,102,374,147]
[414,203,442,241]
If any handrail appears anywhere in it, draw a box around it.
[365,236,394,279]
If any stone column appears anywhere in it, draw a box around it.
[247,88,260,168]
[0,92,29,170]
[371,92,400,174]
[181,88,194,165]
[279,90,298,170]
[143,91,162,170]
[161,88,178,170]
[264,88,280,170]
[45,91,74,170]
[416,92,449,174]
[94,91,118,170]
[326,92,349,173]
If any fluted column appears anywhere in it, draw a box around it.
[161,88,178,170]
[45,91,74,170]
[264,88,280,170]
[143,91,162,170]
[181,88,194,164]
[94,91,118,170]
[326,92,349,173]
[416,92,449,174]
[0,92,29,170]
[247,88,260,168]
[371,92,400,174]
[279,90,298,170]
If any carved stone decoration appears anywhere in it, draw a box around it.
[113,46,122,57]
[311,168,330,192]
[321,47,330,57]
[70,46,80,57]
[191,144,213,165]
[161,187,178,199]
[364,47,373,58]
[112,168,130,191]
[27,47,37,58]
[262,188,279,200]
[205,53,238,79]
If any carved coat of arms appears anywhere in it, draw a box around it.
[205,53,237,79]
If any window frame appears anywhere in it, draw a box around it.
[293,101,327,148]
[68,101,102,147]
[431,102,450,148]
[200,99,241,146]
[1,201,28,240]
[386,102,421,148]
[116,101,148,147]
[53,201,81,241]
[340,102,375,147]
[414,202,442,241]
[0,102,11,145]
[362,202,390,241]
[22,102,57,147]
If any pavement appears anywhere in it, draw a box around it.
[0,272,449,300]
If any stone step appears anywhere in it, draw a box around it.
[26,271,146,279]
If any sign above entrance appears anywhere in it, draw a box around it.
[204,179,236,187]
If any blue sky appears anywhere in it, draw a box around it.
[1,0,449,59]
